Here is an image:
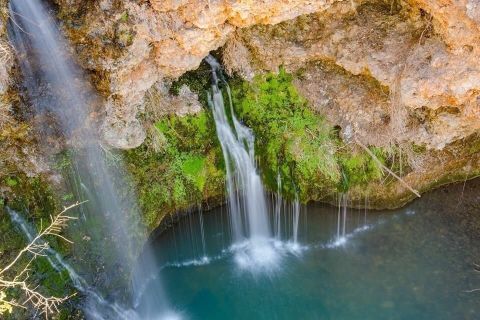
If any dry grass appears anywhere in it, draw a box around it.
[0,37,14,91]
[143,85,167,120]
[355,138,421,197]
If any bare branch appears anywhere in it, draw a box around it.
[0,202,83,317]
[355,138,421,198]
[0,203,80,276]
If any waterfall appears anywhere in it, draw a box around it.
[292,195,300,245]
[333,193,348,246]
[273,174,301,246]
[6,207,62,272]
[8,1,174,318]
[206,56,282,270]
[8,0,138,269]
[198,208,207,259]
[274,173,283,239]
[6,207,143,320]
[206,56,271,242]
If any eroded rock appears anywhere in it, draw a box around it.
[2,0,480,212]
[54,0,342,148]
[223,0,480,150]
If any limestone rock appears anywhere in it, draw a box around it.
[3,0,480,208]
[55,0,342,148]
[223,0,480,150]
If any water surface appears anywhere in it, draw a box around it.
[138,180,480,319]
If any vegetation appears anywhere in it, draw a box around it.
[125,111,225,229]
[337,146,386,192]
[0,173,60,266]
[169,61,213,107]
[0,167,79,319]
[125,65,400,227]
[230,68,389,201]
[0,38,12,67]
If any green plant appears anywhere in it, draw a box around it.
[119,11,128,23]
[229,68,394,200]
[4,177,17,187]
[124,111,225,229]
[338,147,386,192]
[231,68,341,200]
[128,66,393,225]
[0,205,77,317]
[170,63,212,106]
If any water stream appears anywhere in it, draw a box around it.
[5,3,480,319]
[206,56,304,271]
[6,207,140,320]
[7,1,173,318]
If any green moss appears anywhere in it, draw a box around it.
[467,134,480,155]
[119,11,129,23]
[170,62,212,106]
[412,143,427,154]
[3,174,58,220]
[4,177,18,187]
[128,66,396,225]
[0,113,78,316]
[33,257,74,297]
[181,155,207,191]
[230,68,341,200]
[229,68,396,201]
[338,147,386,192]
[125,111,225,229]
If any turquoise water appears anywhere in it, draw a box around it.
[136,181,480,320]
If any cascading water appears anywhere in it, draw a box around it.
[272,174,301,247]
[336,193,348,245]
[6,207,140,320]
[8,0,138,266]
[292,195,300,245]
[7,1,174,318]
[206,55,281,270]
[273,174,283,240]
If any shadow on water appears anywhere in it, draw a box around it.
[138,179,480,320]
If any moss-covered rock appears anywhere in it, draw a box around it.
[126,65,404,230]
[230,68,395,201]
[125,110,226,230]
[0,172,81,320]
[230,68,340,200]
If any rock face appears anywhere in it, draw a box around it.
[223,0,480,150]
[0,1,49,198]
[219,0,480,207]
[2,0,480,210]
[52,0,480,151]
[54,0,340,148]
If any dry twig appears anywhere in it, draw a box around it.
[0,203,80,318]
[355,138,421,198]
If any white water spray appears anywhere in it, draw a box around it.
[274,173,283,239]
[206,56,279,270]
[292,195,300,245]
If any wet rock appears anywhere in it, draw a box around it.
[1,0,480,210]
